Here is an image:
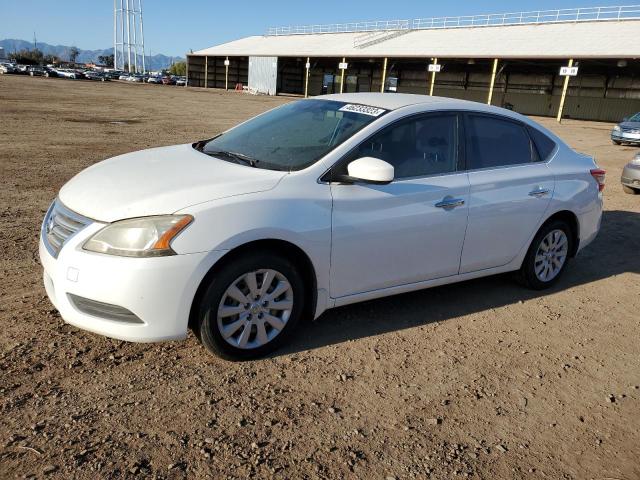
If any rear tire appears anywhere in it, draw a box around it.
[519,220,573,290]
[623,185,639,195]
[196,252,305,360]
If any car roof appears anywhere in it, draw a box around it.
[317,92,506,114]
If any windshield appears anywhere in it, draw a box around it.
[201,99,386,171]
[628,112,640,122]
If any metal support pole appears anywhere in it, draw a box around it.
[225,56,229,90]
[339,57,346,94]
[120,0,125,70]
[113,0,117,69]
[304,57,310,98]
[125,0,132,72]
[204,56,208,88]
[131,0,138,73]
[557,58,574,123]
[185,56,189,87]
[429,57,438,96]
[380,57,388,93]
[487,58,498,105]
[139,0,146,73]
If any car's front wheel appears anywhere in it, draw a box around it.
[196,252,305,360]
[623,185,639,195]
[612,139,622,145]
[519,220,573,290]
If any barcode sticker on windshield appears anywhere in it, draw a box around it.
[339,104,386,117]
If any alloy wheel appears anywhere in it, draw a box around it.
[534,229,568,282]
[216,269,293,350]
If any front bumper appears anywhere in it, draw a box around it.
[39,223,224,342]
[621,163,640,189]
[612,131,640,144]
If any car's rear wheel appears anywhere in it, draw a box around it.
[623,185,639,194]
[519,220,573,290]
[196,252,305,360]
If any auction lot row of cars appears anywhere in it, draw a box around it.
[0,62,186,85]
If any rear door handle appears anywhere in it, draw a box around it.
[528,187,550,197]
[435,197,465,209]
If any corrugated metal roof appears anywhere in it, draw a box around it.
[192,20,640,59]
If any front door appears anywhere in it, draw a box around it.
[330,113,470,298]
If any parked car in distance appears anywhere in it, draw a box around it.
[16,64,30,74]
[28,66,46,77]
[612,112,640,145]
[147,75,162,84]
[55,69,78,79]
[84,71,109,82]
[118,74,130,80]
[161,76,176,85]
[39,93,605,360]
[621,152,640,194]
[175,76,186,86]
[0,63,18,74]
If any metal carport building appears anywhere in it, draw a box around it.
[186,5,640,122]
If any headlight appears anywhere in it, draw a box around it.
[612,125,621,132]
[631,154,640,167]
[83,215,193,257]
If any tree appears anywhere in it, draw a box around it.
[69,46,80,63]
[9,49,59,65]
[169,61,186,76]
[98,54,114,67]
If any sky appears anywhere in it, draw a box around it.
[1,0,626,56]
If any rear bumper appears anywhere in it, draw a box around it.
[39,226,224,342]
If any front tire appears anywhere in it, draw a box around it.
[623,185,639,195]
[196,252,305,360]
[612,139,621,145]
[519,220,573,290]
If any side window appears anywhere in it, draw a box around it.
[350,114,459,179]
[527,126,557,161]
[466,114,535,169]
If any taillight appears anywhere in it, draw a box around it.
[590,169,606,192]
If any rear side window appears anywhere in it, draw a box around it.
[465,114,535,169]
[527,126,557,161]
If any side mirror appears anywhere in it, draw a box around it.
[344,157,394,185]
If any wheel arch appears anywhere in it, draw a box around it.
[188,239,318,331]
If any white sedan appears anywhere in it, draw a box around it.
[39,93,604,359]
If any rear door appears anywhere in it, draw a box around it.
[459,113,554,273]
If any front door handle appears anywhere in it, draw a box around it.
[528,187,550,197]
[435,197,465,209]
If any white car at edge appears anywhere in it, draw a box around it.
[39,93,605,360]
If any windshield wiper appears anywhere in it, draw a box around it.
[206,150,259,168]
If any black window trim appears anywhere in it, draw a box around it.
[462,111,552,172]
[526,124,559,163]
[320,109,466,184]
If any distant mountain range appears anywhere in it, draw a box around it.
[0,39,184,70]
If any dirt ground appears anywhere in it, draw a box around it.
[1,75,639,480]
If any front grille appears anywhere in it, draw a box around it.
[621,126,640,134]
[42,200,92,258]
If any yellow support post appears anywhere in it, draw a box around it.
[204,56,208,88]
[225,56,229,91]
[185,56,189,88]
[557,58,574,123]
[304,57,310,98]
[380,57,388,93]
[487,58,498,105]
[429,57,438,96]
[339,57,346,94]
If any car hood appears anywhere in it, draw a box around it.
[619,121,640,129]
[59,144,287,222]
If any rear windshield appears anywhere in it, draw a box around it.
[201,99,385,171]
